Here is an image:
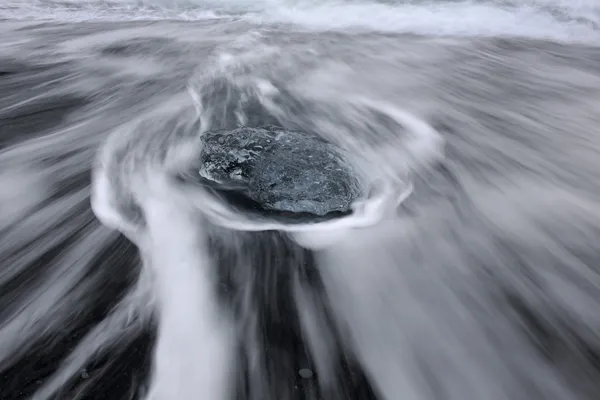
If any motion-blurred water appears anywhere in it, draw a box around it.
[2,1,600,399]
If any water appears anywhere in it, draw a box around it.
[2,1,600,399]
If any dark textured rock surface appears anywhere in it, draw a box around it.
[199,126,361,216]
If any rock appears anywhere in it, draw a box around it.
[199,125,361,217]
[298,368,314,379]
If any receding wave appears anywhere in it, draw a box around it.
[3,10,600,400]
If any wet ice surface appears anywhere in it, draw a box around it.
[198,125,362,217]
[2,3,600,400]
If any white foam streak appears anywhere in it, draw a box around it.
[0,167,49,227]
[91,164,143,242]
[313,222,423,400]
[136,186,233,400]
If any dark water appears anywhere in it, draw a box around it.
[2,4,600,400]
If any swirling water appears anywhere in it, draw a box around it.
[2,1,600,399]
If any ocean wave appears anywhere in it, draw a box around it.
[1,0,599,41]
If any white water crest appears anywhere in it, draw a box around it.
[1,0,600,41]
